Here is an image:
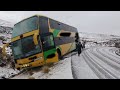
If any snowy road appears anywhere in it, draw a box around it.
[71,47,120,79]
[1,46,120,79]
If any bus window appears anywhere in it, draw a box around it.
[60,32,71,37]
[39,16,49,34]
[42,35,55,51]
[22,36,41,57]
[12,16,38,38]
[11,36,42,59]
[49,19,60,30]
[11,40,23,60]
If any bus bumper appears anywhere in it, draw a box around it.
[15,60,45,70]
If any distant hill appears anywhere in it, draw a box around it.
[0,19,13,35]
[0,19,14,43]
[79,32,120,42]
[0,19,14,27]
[0,26,12,34]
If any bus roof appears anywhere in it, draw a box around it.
[14,15,77,30]
[14,15,39,26]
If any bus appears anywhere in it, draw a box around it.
[2,15,79,70]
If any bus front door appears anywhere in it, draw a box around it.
[41,33,58,64]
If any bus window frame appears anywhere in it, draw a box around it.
[40,33,56,51]
[11,35,42,60]
[12,16,39,38]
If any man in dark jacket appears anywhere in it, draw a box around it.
[76,42,83,56]
[82,41,86,49]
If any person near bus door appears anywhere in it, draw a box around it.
[82,41,86,49]
[76,42,83,56]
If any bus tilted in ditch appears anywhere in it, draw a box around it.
[2,15,79,70]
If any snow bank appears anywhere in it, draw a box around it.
[115,48,120,56]
[12,57,73,79]
[32,57,73,79]
[0,66,19,79]
[71,53,98,79]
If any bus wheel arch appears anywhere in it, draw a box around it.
[16,67,20,71]
[57,49,62,60]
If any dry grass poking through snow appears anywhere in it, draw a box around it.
[42,65,50,73]
[42,63,54,73]
[28,70,34,76]
[28,76,35,79]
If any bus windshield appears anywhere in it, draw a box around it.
[11,36,41,60]
[12,16,38,38]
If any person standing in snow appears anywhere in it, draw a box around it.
[82,41,86,49]
[76,42,83,56]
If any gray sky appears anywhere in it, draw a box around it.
[0,11,120,36]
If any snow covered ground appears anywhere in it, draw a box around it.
[12,57,73,79]
[0,65,19,79]
[33,57,73,79]
[71,50,98,79]
[72,47,120,79]
[1,46,119,79]
[114,47,120,56]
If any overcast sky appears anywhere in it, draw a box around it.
[0,11,120,36]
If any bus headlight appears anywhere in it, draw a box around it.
[22,64,30,67]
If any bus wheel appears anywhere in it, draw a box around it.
[57,50,63,60]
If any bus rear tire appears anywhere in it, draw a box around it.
[57,50,63,60]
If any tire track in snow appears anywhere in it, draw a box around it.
[89,48,120,71]
[71,52,78,79]
[82,53,105,79]
[71,47,120,79]
[96,48,120,66]
[100,48,120,60]
[87,47,120,79]
[71,57,77,79]
[83,51,117,79]
[71,52,98,79]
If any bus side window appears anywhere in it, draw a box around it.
[39,16,49,34]
[60,32,71,37]
[49,19,60,30]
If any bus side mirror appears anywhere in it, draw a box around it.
[33,33,38,45]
